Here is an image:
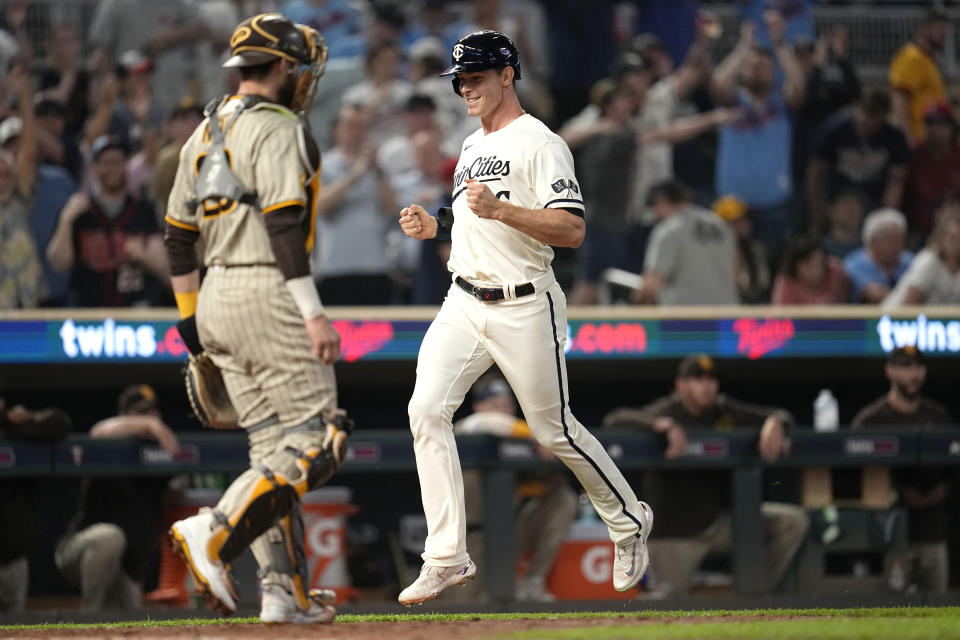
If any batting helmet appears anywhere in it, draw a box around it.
[440,30,521,96]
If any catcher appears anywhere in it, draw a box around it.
[163,13,351,624]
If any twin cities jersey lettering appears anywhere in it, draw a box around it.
[447,114,584,286]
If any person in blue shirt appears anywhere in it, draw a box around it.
[711,12,805,270]
[844,208,914,303]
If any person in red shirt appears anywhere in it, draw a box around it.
[772,236,847,305]
[903,100,960,245]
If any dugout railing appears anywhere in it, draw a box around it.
[3,428,958,603]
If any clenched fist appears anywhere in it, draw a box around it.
[399,204,438,240]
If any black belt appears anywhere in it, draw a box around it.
[455,276,535,302]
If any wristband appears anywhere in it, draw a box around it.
[176,315,203,356]
[285,275,325,320]
[174,290,199,319]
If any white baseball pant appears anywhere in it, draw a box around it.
[408,276,645,566]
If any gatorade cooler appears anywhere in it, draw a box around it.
[302,486,358,603]
[545,521,637,600]
[146,488,222,606]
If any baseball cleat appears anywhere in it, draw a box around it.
[398,560,477,606]
[169,510,239,615]
[612,500,654,592]
[259,584,337,624]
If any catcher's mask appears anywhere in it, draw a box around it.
[440,30,521,97]
[224,13,329,115]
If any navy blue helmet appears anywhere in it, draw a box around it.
[440,30,521,95]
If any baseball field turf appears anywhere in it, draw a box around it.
[3,607,959,639]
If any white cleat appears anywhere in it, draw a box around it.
[169,510,238,615]
[613,500,654,592]
[398,560,477,606]
[259,584,337,625]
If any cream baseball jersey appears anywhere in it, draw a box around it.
[446,114,584,285]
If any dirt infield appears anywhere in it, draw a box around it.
[4,614,798,640]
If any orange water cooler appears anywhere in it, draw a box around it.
[545,521,638,600]
[302,486,358,603]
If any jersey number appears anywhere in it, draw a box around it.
[495,190,510,200]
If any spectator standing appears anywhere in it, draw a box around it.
[889,8,949,145]
[281,0,365,60]
[883,204,960,307]
[772,236,847,305]
[843,208,914,304]
[603,354,809,595]
[806,91,909,236]
[903,101,960,243]
[737,0,814,50]
[713,195,771,304]
[37,22,91,142]
[711,15,805,268]
[87,0,210,114]
[636,180,738,305]
[454,373,577,603]
[823,189,865,260]
[792,26,861,208]
[46,135,168,307]
[626,16,718,232]
[312,105,397,305]
[852,347,953,594]
[0,65,47,309]
[341,42,413,142]
[542,0,618,129]
[55,385,180,611]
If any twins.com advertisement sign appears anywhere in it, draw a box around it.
[1,314,958,363]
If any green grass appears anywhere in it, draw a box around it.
[3,606,959,638]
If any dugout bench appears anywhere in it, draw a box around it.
[3,428,959,604]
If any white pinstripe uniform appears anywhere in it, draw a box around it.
[409,114,647,567]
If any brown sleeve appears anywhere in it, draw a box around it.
[164,221,200,276]
[263,205,311,280]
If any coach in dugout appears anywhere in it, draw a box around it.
[602,354,808,595]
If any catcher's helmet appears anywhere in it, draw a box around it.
[440,30,521,95]
[224,13,321,68]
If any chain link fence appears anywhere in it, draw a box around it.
[704,2,957,82]
[11,1,958,82]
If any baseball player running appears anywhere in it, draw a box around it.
[397,30,653,605]
[162,13,351,623]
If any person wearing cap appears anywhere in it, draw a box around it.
[903,100,960,241]
[853,346,953,593]
[883,202,960,307]
[0,62,47,310]
[806,89,909,237]
[603,354,808,595]
[452,372,577,603]
[46,134,168,307]
[54,384,180,612]
[889,8,949,144]
[713,194,770,303]
[635,179,739,305]
[408,36,478,145]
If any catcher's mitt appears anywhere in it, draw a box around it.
[184,353,239,430]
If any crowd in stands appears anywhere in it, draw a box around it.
[0,0,958,309]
